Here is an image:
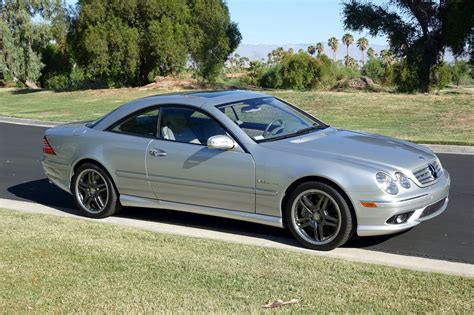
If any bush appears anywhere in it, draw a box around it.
[44,74,69,90]
[450,60,471,86]
[279,52,321,90]
[392,60,418,93]
[260,64,283,89]
[362,57,385,83]
[431,62,452,90]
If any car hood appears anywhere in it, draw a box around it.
[262,127,435,172]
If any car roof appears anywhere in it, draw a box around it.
[140,89,268,107]
[92,89,269,130]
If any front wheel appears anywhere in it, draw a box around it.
[286,182,354,251]
[72,163,122,218]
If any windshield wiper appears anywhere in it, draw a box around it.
[258,124,328,143]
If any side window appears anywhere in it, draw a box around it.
[112,108,159,137]
[159,107,227,145]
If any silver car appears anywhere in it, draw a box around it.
[41,90,450,250]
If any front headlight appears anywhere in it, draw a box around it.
[376,172,399,195]
[395,172,411,189]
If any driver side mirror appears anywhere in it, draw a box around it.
[207,135,235,150]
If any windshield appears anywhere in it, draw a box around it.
[218,97,327,142]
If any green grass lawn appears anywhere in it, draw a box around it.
[0,209,472,313]
[0,87,473,145]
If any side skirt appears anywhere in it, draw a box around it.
[120,194,284,228]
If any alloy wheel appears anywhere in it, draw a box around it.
[291,189,342,245]
[75,169,109,214]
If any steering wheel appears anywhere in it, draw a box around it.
[263,119,285,138]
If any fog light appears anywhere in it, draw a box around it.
[387,211,414,225]
[395,214,407,224]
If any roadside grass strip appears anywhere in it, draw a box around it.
[0,208,472,313]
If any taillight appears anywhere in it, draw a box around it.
[42,136,56,155]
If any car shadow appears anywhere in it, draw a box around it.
[7,179,401,250]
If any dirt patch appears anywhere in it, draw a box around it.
[333,76,384,92]
[140,76,243,91]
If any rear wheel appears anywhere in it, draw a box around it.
[286,182,354,251]
[72,163,121,218]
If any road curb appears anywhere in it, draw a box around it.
[1,197,472,278]
[1,116,472,154]
[0,116,65,128]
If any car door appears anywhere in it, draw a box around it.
[146,106,256,213]
[102,107,159,199]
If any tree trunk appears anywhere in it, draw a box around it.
[24,80,39,89]
[418,63,430,93]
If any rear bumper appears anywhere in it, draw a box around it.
[41,155,72,194]
[354,170,450,237]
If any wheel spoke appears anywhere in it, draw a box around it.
[296,216,310,223]
[315,195,325,209]
[299,221,311,229]
[301,195,314,208]
[79,181,88,189]
[94,196,104,209]
[317,222,325,241]
[84,195,93,207]
[320,196,329,211]
[299,200,313,215]
[324,213,338,223]
[309,220,319,241]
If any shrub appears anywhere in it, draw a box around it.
[450,60,471,87]
[44,74,69,90]
[430,62,452,90]
[362,57,385,83]
[392,60,418,93]
[279,52,321,90]
[260,64,283,89]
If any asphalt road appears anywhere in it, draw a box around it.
[1,122,473,263]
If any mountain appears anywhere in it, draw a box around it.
[234,43,456,62]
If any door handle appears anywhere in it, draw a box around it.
[149,148,167,157]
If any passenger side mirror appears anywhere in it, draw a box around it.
[207,135,235,150]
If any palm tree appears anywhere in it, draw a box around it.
[307,45,316,56]
[315,42,324,56]
[342,33,354,64]
[380,49,394,65]
[357,37,368,65]
[367,47,376,59]
[328,37,338,62]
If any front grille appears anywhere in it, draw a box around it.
[413,159,442,186]
[420,197,446,218]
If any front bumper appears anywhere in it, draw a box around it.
[353,170,450,237]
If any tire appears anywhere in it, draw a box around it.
[285,181,354,251]
[72,163,122,218]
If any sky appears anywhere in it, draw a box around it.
[65,0,388,46]
[226,0,387,45]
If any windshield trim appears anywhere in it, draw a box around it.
[216,96,329,144]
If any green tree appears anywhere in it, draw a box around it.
[450,60,470,87]
[431,62,452,91]
[188,0,241,82]
[342,33,354,63]
[280,52,322,90]
[316,42,324,56]
[267,47,285,64]
[0,0,63,88]
[343,0,474,93]
[356,37,368,64]
[328,37,339,61]
[70,0,240,85]
[362,56,384,82]
[307,45,316,56]
[367,47,376,59]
